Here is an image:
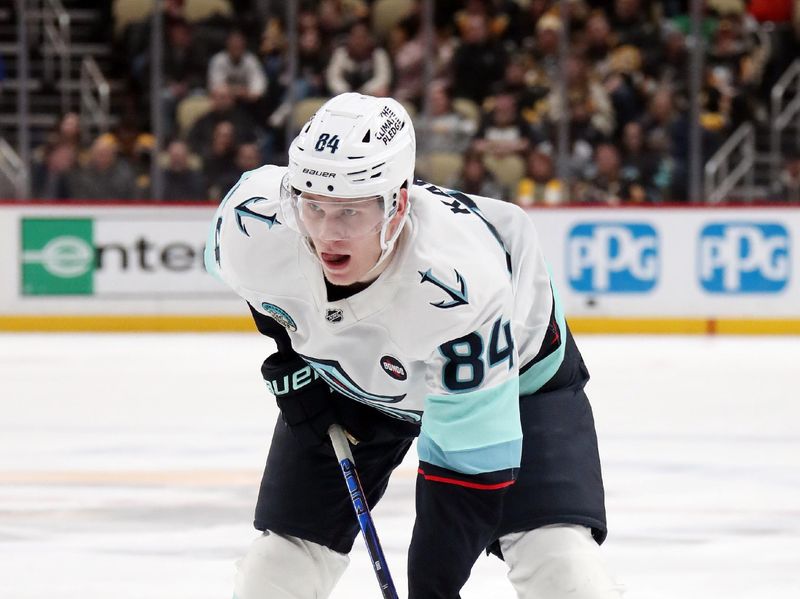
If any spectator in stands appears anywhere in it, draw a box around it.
[389,14,425,106]
[162,140,205,201]
[31,113,86,198]
[131,133,156,197]
[606,0,659,57]
[706,14,767,127]
[512,0,559,51]
[583,11,614,78]
[619,121,659,202]
[326,20,392,97]
[649,24,690,101]
[448,149,507,200]
[211,142,264,201]
[260,17,289,112]
[208,29,268,110]
[515,142,565,206]
[203,121,240,200]
[34,112,83,160]
[263,17,328,130]
[492,55,548,127]
[318,0,370,39]
[295,24,329,99]
[525,13,561,95]
[473,92,531,158]
[451,13,507,104]
[604,45,648,131]
[161,19,207,140]
[577,143,648,205]
[187,84,259,155]
[640,87,679,156]
[66,136,137,200]
[419,82,476,154]
[32,144,77,200]
[547,53,615,139]
[122,0,188,88]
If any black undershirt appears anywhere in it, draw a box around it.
[324,278,373,301]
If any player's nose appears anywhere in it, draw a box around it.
[316,215,349,241]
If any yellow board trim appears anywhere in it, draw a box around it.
[1,315,799,334]
[569,317,800,335]
[0,315,255,332]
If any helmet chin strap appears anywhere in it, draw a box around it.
[361,211,408,280]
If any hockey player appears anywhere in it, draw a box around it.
[206,93,622,598]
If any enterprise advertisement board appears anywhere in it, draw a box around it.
[19,215,224,298]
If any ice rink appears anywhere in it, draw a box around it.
[1,333,798,598]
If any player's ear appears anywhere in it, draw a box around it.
[395,187,409,218]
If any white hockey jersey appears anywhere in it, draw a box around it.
[206,165,566,476]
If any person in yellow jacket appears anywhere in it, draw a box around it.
[515,142,565,207]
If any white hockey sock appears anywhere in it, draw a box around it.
[499,524,624,599]
[233,530,350,599]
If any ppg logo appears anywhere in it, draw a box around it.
[567,223,659,293]
[699,223,790,293]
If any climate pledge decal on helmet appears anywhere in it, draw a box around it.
[375,106,405,146]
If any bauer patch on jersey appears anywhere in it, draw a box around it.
[261,302,297,332]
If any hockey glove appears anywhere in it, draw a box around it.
[261,352,336,449]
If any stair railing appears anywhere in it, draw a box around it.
[704,122,755,204]
[770,59,800,183]
[79,56,110,144]
[41,0,71,114]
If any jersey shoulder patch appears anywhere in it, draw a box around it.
[206,165,295,292]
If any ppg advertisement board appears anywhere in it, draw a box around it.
[533,207,798,318]
[0,204,798,322]
[566,223,660,293]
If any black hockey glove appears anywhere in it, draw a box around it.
[261,352,336,449]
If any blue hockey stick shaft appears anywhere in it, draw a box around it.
[328,424,399,599]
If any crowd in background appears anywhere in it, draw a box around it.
[27,0,800,204]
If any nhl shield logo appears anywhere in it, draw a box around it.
[325,307,343,323]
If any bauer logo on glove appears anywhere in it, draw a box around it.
[264,363,320,396]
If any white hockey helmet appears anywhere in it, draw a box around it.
[282,93,416,260]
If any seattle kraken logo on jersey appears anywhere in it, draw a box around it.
[418,268,469,308]
[235,197,281,236]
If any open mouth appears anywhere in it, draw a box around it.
[320,252,351,270]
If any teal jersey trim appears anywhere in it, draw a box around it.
[204,215,222,280]
[418,435,523,474]
[420,376,522,473]
[518,280,567,395]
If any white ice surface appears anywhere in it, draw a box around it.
[1,333,799,598]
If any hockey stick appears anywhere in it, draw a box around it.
[328,424,399,599]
